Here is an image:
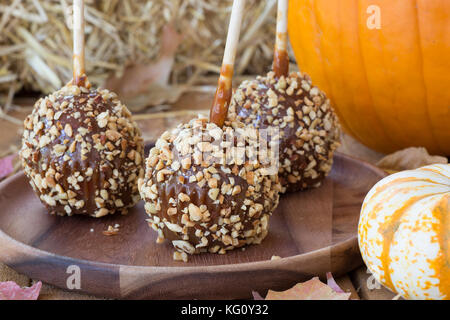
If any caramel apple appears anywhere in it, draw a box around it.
[19,0,143,217]
[228,0,340,192]
[139,0,281,261]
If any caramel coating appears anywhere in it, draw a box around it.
[228,71,340,193]
[139,117,281,258]
[19,84,144,217]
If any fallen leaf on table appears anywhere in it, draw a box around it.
[376,147,448,173]
[0,281,42,300]
[256,275,351,300]
[0,154,16,180]
[252,291,264,300]
[326,272,345,293]
[104,23,184,111]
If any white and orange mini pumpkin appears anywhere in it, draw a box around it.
[358,164,449,300]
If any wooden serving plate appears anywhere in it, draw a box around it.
[0,153,385,299]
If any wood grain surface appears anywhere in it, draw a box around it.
[0,153,385,299]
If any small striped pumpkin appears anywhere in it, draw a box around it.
[358,164,450,300]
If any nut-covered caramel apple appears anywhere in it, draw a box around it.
[19,0,143,217]
[20,84,144,217]
[139,117,280,260]
[228,71,340,192]
[139,0,281,261]
[228,0,340,193]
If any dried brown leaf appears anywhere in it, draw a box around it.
[376,147,448,172]
[261,276,351,300]
[105,23,182,99]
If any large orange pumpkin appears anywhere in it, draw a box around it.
[288,0,450,155]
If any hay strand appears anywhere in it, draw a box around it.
[0,0,297,115]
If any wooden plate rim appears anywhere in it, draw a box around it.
[0,153,386,274]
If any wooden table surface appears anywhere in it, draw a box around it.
[0,92,398,300]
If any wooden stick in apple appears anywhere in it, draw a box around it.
[72,0,87,87]
[273,0,289,78]
[209,0,245,127]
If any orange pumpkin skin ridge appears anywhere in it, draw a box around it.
[430,195,450,299]
[358,164,450,300]
[288,0,450,155]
